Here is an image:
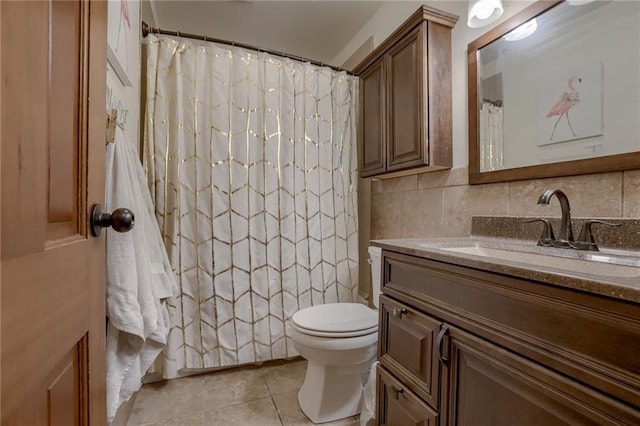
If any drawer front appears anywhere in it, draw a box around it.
[378,366,438,426]
[379,295,441,409]
[381,250,640,408]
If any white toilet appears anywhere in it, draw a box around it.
[291,246,382,424]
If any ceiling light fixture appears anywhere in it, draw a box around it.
[503,18,538,41]
[467,0,504,28]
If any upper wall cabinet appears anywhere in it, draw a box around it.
[354,6,458,179]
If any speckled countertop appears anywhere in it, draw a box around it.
[372,236,640,304]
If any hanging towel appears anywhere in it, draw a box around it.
[105,127,178,424]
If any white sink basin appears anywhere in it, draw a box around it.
[439,245,640,278]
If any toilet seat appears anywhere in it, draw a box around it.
[292,303,378,338]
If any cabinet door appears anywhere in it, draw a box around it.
[359,59,387,177]
[445,326,638,426]
[379,295,441,409]
[378,366,438,426]
[386,24,426,171]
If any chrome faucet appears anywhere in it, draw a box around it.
[537,188,574,245]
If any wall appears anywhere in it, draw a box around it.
[106,0,142,147]
[334,1,640,297]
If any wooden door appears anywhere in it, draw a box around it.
[1,0,107,424]
[445,326,634,426]
[359,59,387,177]
[386,24,426,172]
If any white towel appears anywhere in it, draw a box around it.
[105,128,178,424]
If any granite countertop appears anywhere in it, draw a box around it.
[372,236,640,304]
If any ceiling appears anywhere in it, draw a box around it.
[144,1,385,67]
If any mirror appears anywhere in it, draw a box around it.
[468,0,640,184]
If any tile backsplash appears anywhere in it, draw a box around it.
[371,167,640,240]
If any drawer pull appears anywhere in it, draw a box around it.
[437,324,449,365]
[395,387,404,399]
[393,308,407,319]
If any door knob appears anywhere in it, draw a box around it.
[90,204,135,236]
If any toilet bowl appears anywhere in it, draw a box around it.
[291,246,382,424]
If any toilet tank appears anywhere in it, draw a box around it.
[368,246,383,308]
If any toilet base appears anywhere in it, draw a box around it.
[298,362,365,424]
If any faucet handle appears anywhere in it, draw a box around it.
[524,218,555,246]
[575,219,621,251]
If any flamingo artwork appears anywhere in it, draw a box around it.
[546,76,582,141]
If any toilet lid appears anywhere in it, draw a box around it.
[292,303,378,336]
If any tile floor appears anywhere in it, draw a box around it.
[126,359,361,426]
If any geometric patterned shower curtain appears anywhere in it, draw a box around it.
[479,101,504,172]
[143,34,359,378]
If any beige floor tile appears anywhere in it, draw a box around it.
[272,390,359,426]
[203,397,282,426]
[202,366,271,410]
[263,359,307,395]
[127,375,204,426]
[140,413,204,426]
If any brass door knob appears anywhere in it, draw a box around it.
[90,204,135,236]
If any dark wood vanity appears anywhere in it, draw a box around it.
[376,247,640,425]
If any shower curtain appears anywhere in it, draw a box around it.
[143,34,359,378]
[479,101,504,171]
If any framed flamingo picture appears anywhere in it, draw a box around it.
[107,0,138,87]
[537,63,603,146]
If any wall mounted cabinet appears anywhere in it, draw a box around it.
[354,6,458,179]
[376,249,640,425]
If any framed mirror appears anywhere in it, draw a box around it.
[468,0,640,184]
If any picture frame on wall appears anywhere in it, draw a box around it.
[107,0,138,87]
[536,62,604,146]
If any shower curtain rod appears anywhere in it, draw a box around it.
[141,22,354,75]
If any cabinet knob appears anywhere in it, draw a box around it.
[393,308,407,319]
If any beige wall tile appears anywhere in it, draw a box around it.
[418,167,468,189]
[369,169,630,241]
[371,192,403,239]
[623,170,640,218]
[358,177,372,302]
[443,183,510,237]
[509,173,622,218]
[401,189,444,238]
[371,179,384,193]
[375,174,418,193]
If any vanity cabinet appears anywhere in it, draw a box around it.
[376,249,640,425]
[354,6,458,178]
